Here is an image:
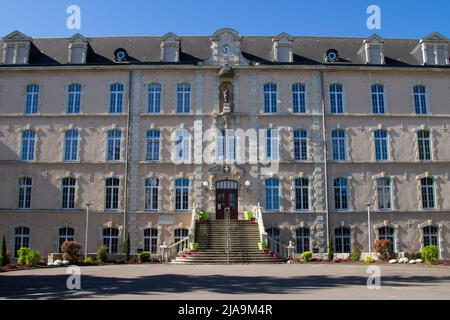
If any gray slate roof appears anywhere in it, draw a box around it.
[0,35,449,67]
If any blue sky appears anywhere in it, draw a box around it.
[0,0,449,38]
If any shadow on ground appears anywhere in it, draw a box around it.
[1,272,449,299]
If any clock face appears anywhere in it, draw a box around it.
[222,45,231,55]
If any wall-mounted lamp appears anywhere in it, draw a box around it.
[245,180,251,187]
[202,181,209,188]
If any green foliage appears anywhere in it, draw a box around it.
[328,238,334,261]
[1,234,9,267]
[61,241,82,264]
[351,246,362,262]
[124,233,131,262]
[375,239,394,261]
[301,251,313,262]
[421,245,438,264]
[83,257,95,265]
[189,242,199,250]
[258,242,268,250]
[197,210,209,220]
[364,256,374,264]
[139,251,151,263]
[244,211,254,220]
[18,247,40,266]
[96,245,108,263]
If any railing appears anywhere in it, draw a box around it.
[188,204,197,244]
[225,208,231,264]
[166,236,190,261]
[253,203,268,244]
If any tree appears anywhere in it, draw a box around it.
[124,232,130,262]
[1,234,9,266]
[328,238,334,261]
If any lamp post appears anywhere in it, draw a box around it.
[365,202,372,258]
[84,203,93,260]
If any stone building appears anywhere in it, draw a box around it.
[0,28,449,260]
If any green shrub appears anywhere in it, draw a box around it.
[17,247,29,265]
[197,210,209,220]
[301,251,313,262]
[18,247,40,266]
[351,246,362,262]
[328,238,334,261]
[61,241,82,264]
[1,234,9,267]
[258,242,268,250]
[421,245,438,264]
[124,232,130,262]
[375,239,394,261]
[139,251,151,263]
[244,211,254,220]
[97,245,108,263]
[364,256,374,264]
[83,257,95,265]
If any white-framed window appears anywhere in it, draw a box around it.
[18,177,32,209]
[176,83,191,113]
[109,83,124,114]
[413,85,428,115]
[107,130,121,161]
[265,178,280,211]
[377,177,392,210]
[24,84,39,114]
[14,226,30,258]
[67,84,82,114]
[105,178,120,210]
[334,178,348,210]
[64,129,79,161]
[103,227,119,254]
[263,83,278,113]
[418,130,432,161]
[175,178,189,211]
[146,130,160,161]
[371,84,385,114]
[296,227,310,254]
[58,227,75,253]
[173,129,191,163]
[293,129,308,161]
[147,83,162,113]
[330,84,344,114]
[21,130,36,161]
[331,129,346,161]
[423,226,439,248]
[295,178,309,211]
[378,226,395,252]
[266,227,280,252]
[144,228,158,254]
[265,129,279,161]
[334,227,351,253]
[421,177,435,209]
[292,83,306,114]
[217,129,236,162]
[374,129,389,161]
[144,178,159,211]
[61,177,76,209]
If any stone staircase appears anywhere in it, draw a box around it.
[171,219,287,264]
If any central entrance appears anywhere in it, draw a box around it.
[215,180,238,219]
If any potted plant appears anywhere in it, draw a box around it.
[189,242,199,251]
[258,242,268,252]
[244,211,254,221]
[197,210,209,223]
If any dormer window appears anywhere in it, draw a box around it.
[272,33,294,63]
[411,32,449,66]
[160,32,180,63]
[358,35,385,65]
[1,31,31,65]
[68,33,88,64]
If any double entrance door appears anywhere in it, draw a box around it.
[215,180,238,219]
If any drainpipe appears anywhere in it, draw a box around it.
[320,70,330,252]
[123,70,133,242]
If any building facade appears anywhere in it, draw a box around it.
[0,29,449,259]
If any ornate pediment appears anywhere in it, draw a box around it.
[204,28,249,66]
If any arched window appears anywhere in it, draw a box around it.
[334,178,348,210]
[173,129,191,163]
[21,130,36,161]
[263,83,278,113]
[61,177,76,209]
[330,84,344,114]
[265,178,280,211]
[18,177,32,209]
[377,178,392,210]
[64,129,79,161]
[334,227,351,253]
[292,83,306,114]
[103,227,119,254]
[14,226,30,257]
[423,226,438,248]
[109,83,124,113]
[144,178,159,211]
[58,227,75,253]
[107,130,121,161]
[413,85,427,115]
[67,84,82,114]
[174,179,189,211]
[146,130,160,161]
[296,228,310,254]
[144,228,158,254]
[371,84,385,114]
[147,83,162,113]
[25,84,39,114]
[378,226,395,252]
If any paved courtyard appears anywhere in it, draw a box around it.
[0,263,449,300]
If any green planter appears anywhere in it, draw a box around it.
[244,211,254,221]
[189,242,199,250]
[197,210,209,221]
[258,242,268,250]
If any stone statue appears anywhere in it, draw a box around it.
[223,87,230,104]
